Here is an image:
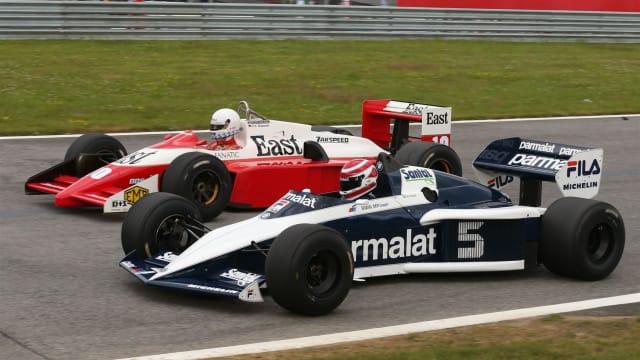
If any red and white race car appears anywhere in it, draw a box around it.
[25,100,459,220]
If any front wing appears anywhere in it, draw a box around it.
[119,251,265,303]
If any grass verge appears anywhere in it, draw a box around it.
[218,315,640,360]
[1,40,639,135]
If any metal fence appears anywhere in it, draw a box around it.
[1,1,639,41]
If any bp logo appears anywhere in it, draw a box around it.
[125,185,149,205]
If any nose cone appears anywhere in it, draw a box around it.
[53,166,118,208]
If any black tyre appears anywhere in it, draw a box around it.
[265,224,353,316]
[394,142,462,176]
[64,133,127,177]
[161,152,232,221]
[311,125,354,136]
[540,197,625,281]
[121,192,203,257]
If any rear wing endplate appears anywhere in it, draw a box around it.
[473,138,603,205]
[361,99,452,154]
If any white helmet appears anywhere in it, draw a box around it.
[210,108,242,140]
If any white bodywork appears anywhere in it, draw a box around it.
[149,167,540,286]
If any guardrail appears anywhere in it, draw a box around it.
[1,1,639,41]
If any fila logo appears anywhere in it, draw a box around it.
[487,175,514,189]
[566,159,601,177]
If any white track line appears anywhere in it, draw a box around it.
[116,293,640,360]
[1,114,637,140]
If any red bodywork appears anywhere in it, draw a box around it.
[26,99,440,211]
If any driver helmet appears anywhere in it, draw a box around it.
[210,108,242,140]
[339,159,378,200]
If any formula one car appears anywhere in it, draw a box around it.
[25,100,458,220]
[119,138,625,315]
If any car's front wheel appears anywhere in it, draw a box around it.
[121,192,204,257]
[64,133,127,177]
[265,224,353,316]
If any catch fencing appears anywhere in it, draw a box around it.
[1,1,639,41]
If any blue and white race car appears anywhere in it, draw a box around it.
[119,138,625,315]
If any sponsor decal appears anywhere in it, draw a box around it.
[282,192,316,208]
[518,141,556,154]
[507,153,566,171]
[424,111,448,125]
[351,228,437,262]
[90,167,112,180]
[238,281,263,302]
[487,175,514,189]
[315,136,349,144]
[155,252,178,263]
[349,202,390,213]
[124,185,149,205]
[121,261,136,268]
[476,149,509,163]
[116,150,158,165]
[566,159,601,177]
[401,168,435,185]
[220,268,262,286]
[209,151,240,160]
[111,200,127,208]
[251,135,302,157]
[128,178,145,185]
[401,103,427,116]
[266,199,289,213]
[257,160,304,166]
[558,146,583,156]
[247,119,270,127]
[186,284,238,294]
[562,181,599,190]
[561,158,601,191]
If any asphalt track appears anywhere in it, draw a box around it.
[1,115,639,360]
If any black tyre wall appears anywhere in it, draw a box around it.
[540,197,625,281]
[64,133,127,176]
[394,142,462,176]
[161,152,232,221]
[266,224,353,316]
[121,192,202,257]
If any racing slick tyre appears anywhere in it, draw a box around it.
[64,133,127,177]
[540,197,625,281]
[121,192,204,257]
[394,142,462,176]
[161,152,232,221]
[311,125,354,136]
[266,224,354,316]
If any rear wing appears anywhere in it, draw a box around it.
[473,138,603,206]
[361,99,452,154]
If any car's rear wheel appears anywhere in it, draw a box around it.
[121,192,204,257]
[394,142,462,176]
[64,133,127,177]
[161,152,232,221]
[540,197,625,280]
[265,224,353,316]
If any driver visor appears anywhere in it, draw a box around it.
[340,174,364,192]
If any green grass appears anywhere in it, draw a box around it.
[217,315,640,360]
[1,40,639,135]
